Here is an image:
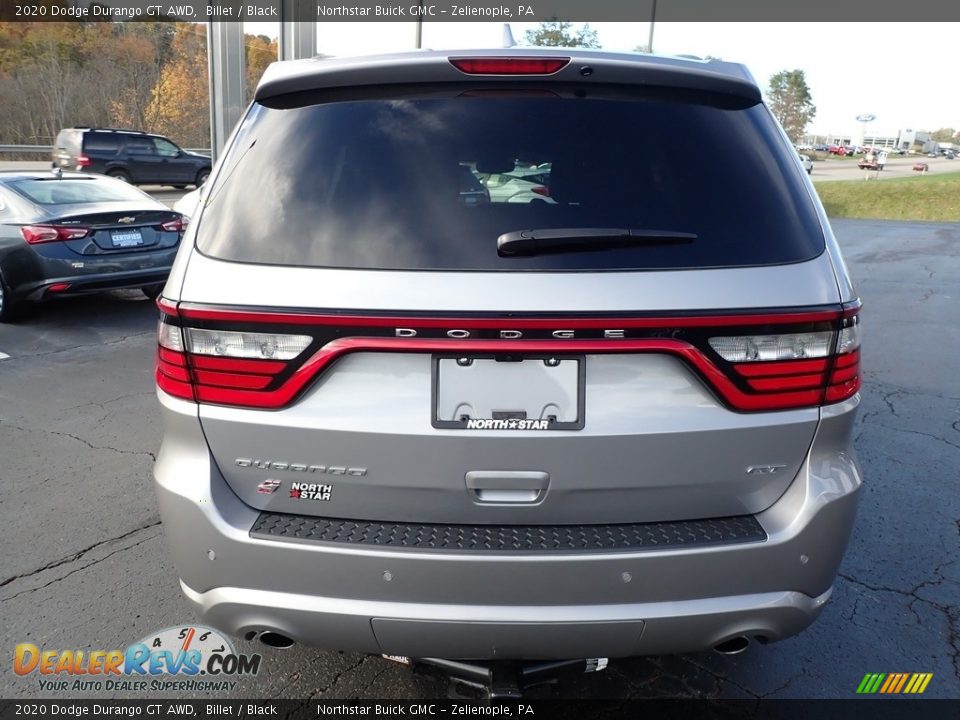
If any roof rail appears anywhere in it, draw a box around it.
[71,127,146,134]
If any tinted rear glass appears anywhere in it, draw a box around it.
[197,87,824,271]
[11,178,149,205]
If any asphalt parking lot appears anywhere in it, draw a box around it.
[0,218,958,701]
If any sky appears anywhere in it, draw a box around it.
[242,21,958,137]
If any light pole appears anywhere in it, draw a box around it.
[415,1,424,48]
[647,0,657,53]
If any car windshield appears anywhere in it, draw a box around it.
[198,89,825,271]
[10,178,147,205]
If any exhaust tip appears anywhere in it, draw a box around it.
[258,631,295,649]
[713,636,750,655]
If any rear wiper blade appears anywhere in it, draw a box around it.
[497,228,697,257]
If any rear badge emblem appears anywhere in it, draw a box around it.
[117,216,136,224]
[256,479,281,494]
[746,464,787,475]
[290,483,333,502]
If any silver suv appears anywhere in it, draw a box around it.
[154,50,862,661]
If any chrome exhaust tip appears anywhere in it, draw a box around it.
[713,636,750,655]
[257,631,295,649]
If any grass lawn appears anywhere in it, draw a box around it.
[814,172,960,222]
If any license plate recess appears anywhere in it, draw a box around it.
[432,354,584,430]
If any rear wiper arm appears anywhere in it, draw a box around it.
[497,228,697,257]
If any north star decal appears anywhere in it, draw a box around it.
[465,418,551,430]
[289,483,333,501]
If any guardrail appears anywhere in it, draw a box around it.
[0,145,49,154]
[0,144,211,155]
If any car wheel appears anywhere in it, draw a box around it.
[141,283,164,301]
[107,169,132,184]
[195,169,211,188]
[807,167,812,174]
[0,270,25,323]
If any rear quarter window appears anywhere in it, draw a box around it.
[197,86,825,272]
[84,134,123,153]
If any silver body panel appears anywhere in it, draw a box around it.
[177,249,841,313]
[156,392,861,658]
[200,353,818,524]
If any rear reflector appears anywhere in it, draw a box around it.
[449,57,570,75]
[48,283,71,293]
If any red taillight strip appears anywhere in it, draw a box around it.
[183,337,827,411]
[158,347,186,366]
[192,370,273,390]
[157,297,179,316]
[176,304,845,329]
[834,349,860,369]
[734,358,828,378]
[189,355,288,374]
[747,374,825,392]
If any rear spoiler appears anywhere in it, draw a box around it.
[254,49,762,104]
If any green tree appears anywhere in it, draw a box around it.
[767,69,816,143]
[930,128,957,142]
[525,20,600,48]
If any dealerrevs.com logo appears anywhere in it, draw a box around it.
[14,625,262,693]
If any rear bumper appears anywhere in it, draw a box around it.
[20,267,171,301]
[181,581,831,658]
[154,393,862,659]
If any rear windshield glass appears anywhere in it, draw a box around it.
[197,88,824,271]
[11,178,148,205]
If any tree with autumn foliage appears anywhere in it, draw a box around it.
[145,24,210,147]
[0,22,277,148]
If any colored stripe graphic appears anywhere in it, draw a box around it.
[857,672,932,694]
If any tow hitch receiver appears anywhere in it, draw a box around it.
[382,656,609,699]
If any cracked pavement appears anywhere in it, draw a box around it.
[0,219,958,699]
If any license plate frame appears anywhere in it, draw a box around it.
[431,353,585,431]
[110,229,144,248]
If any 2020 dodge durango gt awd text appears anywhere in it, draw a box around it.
[152,50,863,661]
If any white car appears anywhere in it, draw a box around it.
[798,154,813,174]
[173,186,203,219]
[481,169,556,203]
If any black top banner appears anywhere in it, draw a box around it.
[2,699,960,719]
[2,0,960,22]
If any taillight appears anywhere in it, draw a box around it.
[825,314,861,403]
[156,302,862,412]
[21,225,90,244]
[160,217,186,233]
[449,57,570,75]
[76,155,91,168]
[710,309,861,410]
[156,308,312,406]
[531,186,550,197]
